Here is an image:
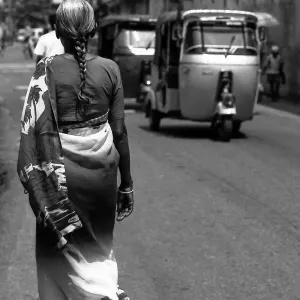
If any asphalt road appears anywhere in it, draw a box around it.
[1,44,300,300]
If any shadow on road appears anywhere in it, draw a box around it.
[139,124,248,141]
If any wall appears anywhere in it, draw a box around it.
[120,0,149,14]
[148,0,300,97]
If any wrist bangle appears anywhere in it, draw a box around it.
[118,189,134,194]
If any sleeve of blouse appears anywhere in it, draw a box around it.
[34,36,46,56]
[109,63,125,121]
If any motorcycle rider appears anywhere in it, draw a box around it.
[263,45,286,102]
[34,14,64,65]
[22,25,33,60]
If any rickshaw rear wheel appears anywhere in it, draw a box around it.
[232,121,242,134]
[148,105,161,131]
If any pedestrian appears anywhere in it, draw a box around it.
[34,13,64,65]
[28,32,37,58]
[17,1,134,299]
[22,25,33,60]
[0,24,5,58]
[0,22,8,57]
[262,45,286,102]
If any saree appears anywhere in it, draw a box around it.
[17,57,122,300]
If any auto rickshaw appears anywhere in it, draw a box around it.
[144,9,279,141]
[98,15,157,102]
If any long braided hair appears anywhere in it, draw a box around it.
[56,0,97,118]
[74,35,89,116]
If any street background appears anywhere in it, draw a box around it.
[1,43,300,300]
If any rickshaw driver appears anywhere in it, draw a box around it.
[263,45,286,102]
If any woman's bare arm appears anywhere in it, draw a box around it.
[109,118,133,189]
[108,63,133,189]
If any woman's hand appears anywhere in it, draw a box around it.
[116,185,134,222]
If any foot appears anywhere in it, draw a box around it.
[117,288,130,300]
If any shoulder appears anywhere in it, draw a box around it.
[41,55,63,71]
[39,31,56,42]
[92,56,121,84]
[38,34,47,42]
[94,56,119,72]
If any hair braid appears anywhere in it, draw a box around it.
[74,36,90,117]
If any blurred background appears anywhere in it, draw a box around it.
[1,2,300,300]
[1,0,298,99]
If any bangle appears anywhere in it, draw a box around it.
[118,189,134,194]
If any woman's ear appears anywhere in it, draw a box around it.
[56,29,60,39]
[90,23,98,38]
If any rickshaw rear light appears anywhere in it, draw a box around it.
[144,74,151,85]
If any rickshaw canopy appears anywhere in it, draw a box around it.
[253,12,280,27]
[156,9,279,27]
[98,14,157,28]
[153,9,277,65]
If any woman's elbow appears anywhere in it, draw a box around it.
[111,121,127,140]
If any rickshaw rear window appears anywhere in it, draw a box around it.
[184,20,257,55]
[129,30,155,48]
[115,29,156,49]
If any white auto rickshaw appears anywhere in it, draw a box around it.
[144,9,279,141]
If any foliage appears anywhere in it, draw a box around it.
[13,0,53,28]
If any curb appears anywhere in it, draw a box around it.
[255,104,300,123]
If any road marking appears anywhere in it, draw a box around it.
[0,63,35,69]
[124,98,137,105]
[20,96,26,101]
[0,69,33,73]
[15,85,28,91]
[125,109,136,114]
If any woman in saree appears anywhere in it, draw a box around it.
[17,1,134,299]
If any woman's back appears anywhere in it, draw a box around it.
[50,54,124,126]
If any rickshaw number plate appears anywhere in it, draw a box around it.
[202,69,214,76]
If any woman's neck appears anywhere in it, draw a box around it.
[64,44,76,55]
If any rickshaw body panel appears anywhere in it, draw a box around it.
[115,53,154,99]
[150,65,180,113]
[179,54,259,121]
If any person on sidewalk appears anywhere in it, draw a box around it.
[22,25,33,60]
[34,13,64,65]
[17,1,134,299]
[262,45,286,102]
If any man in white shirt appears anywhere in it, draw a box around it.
[34,14,64,65]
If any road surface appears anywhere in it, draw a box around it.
[1,44,300,300]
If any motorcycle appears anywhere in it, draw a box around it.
[137,60,152,104]
[211,70,237,141]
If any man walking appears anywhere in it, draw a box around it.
[263,45,286,102]
[34,14,64,65]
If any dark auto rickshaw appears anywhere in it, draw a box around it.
[98,14,157,102]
